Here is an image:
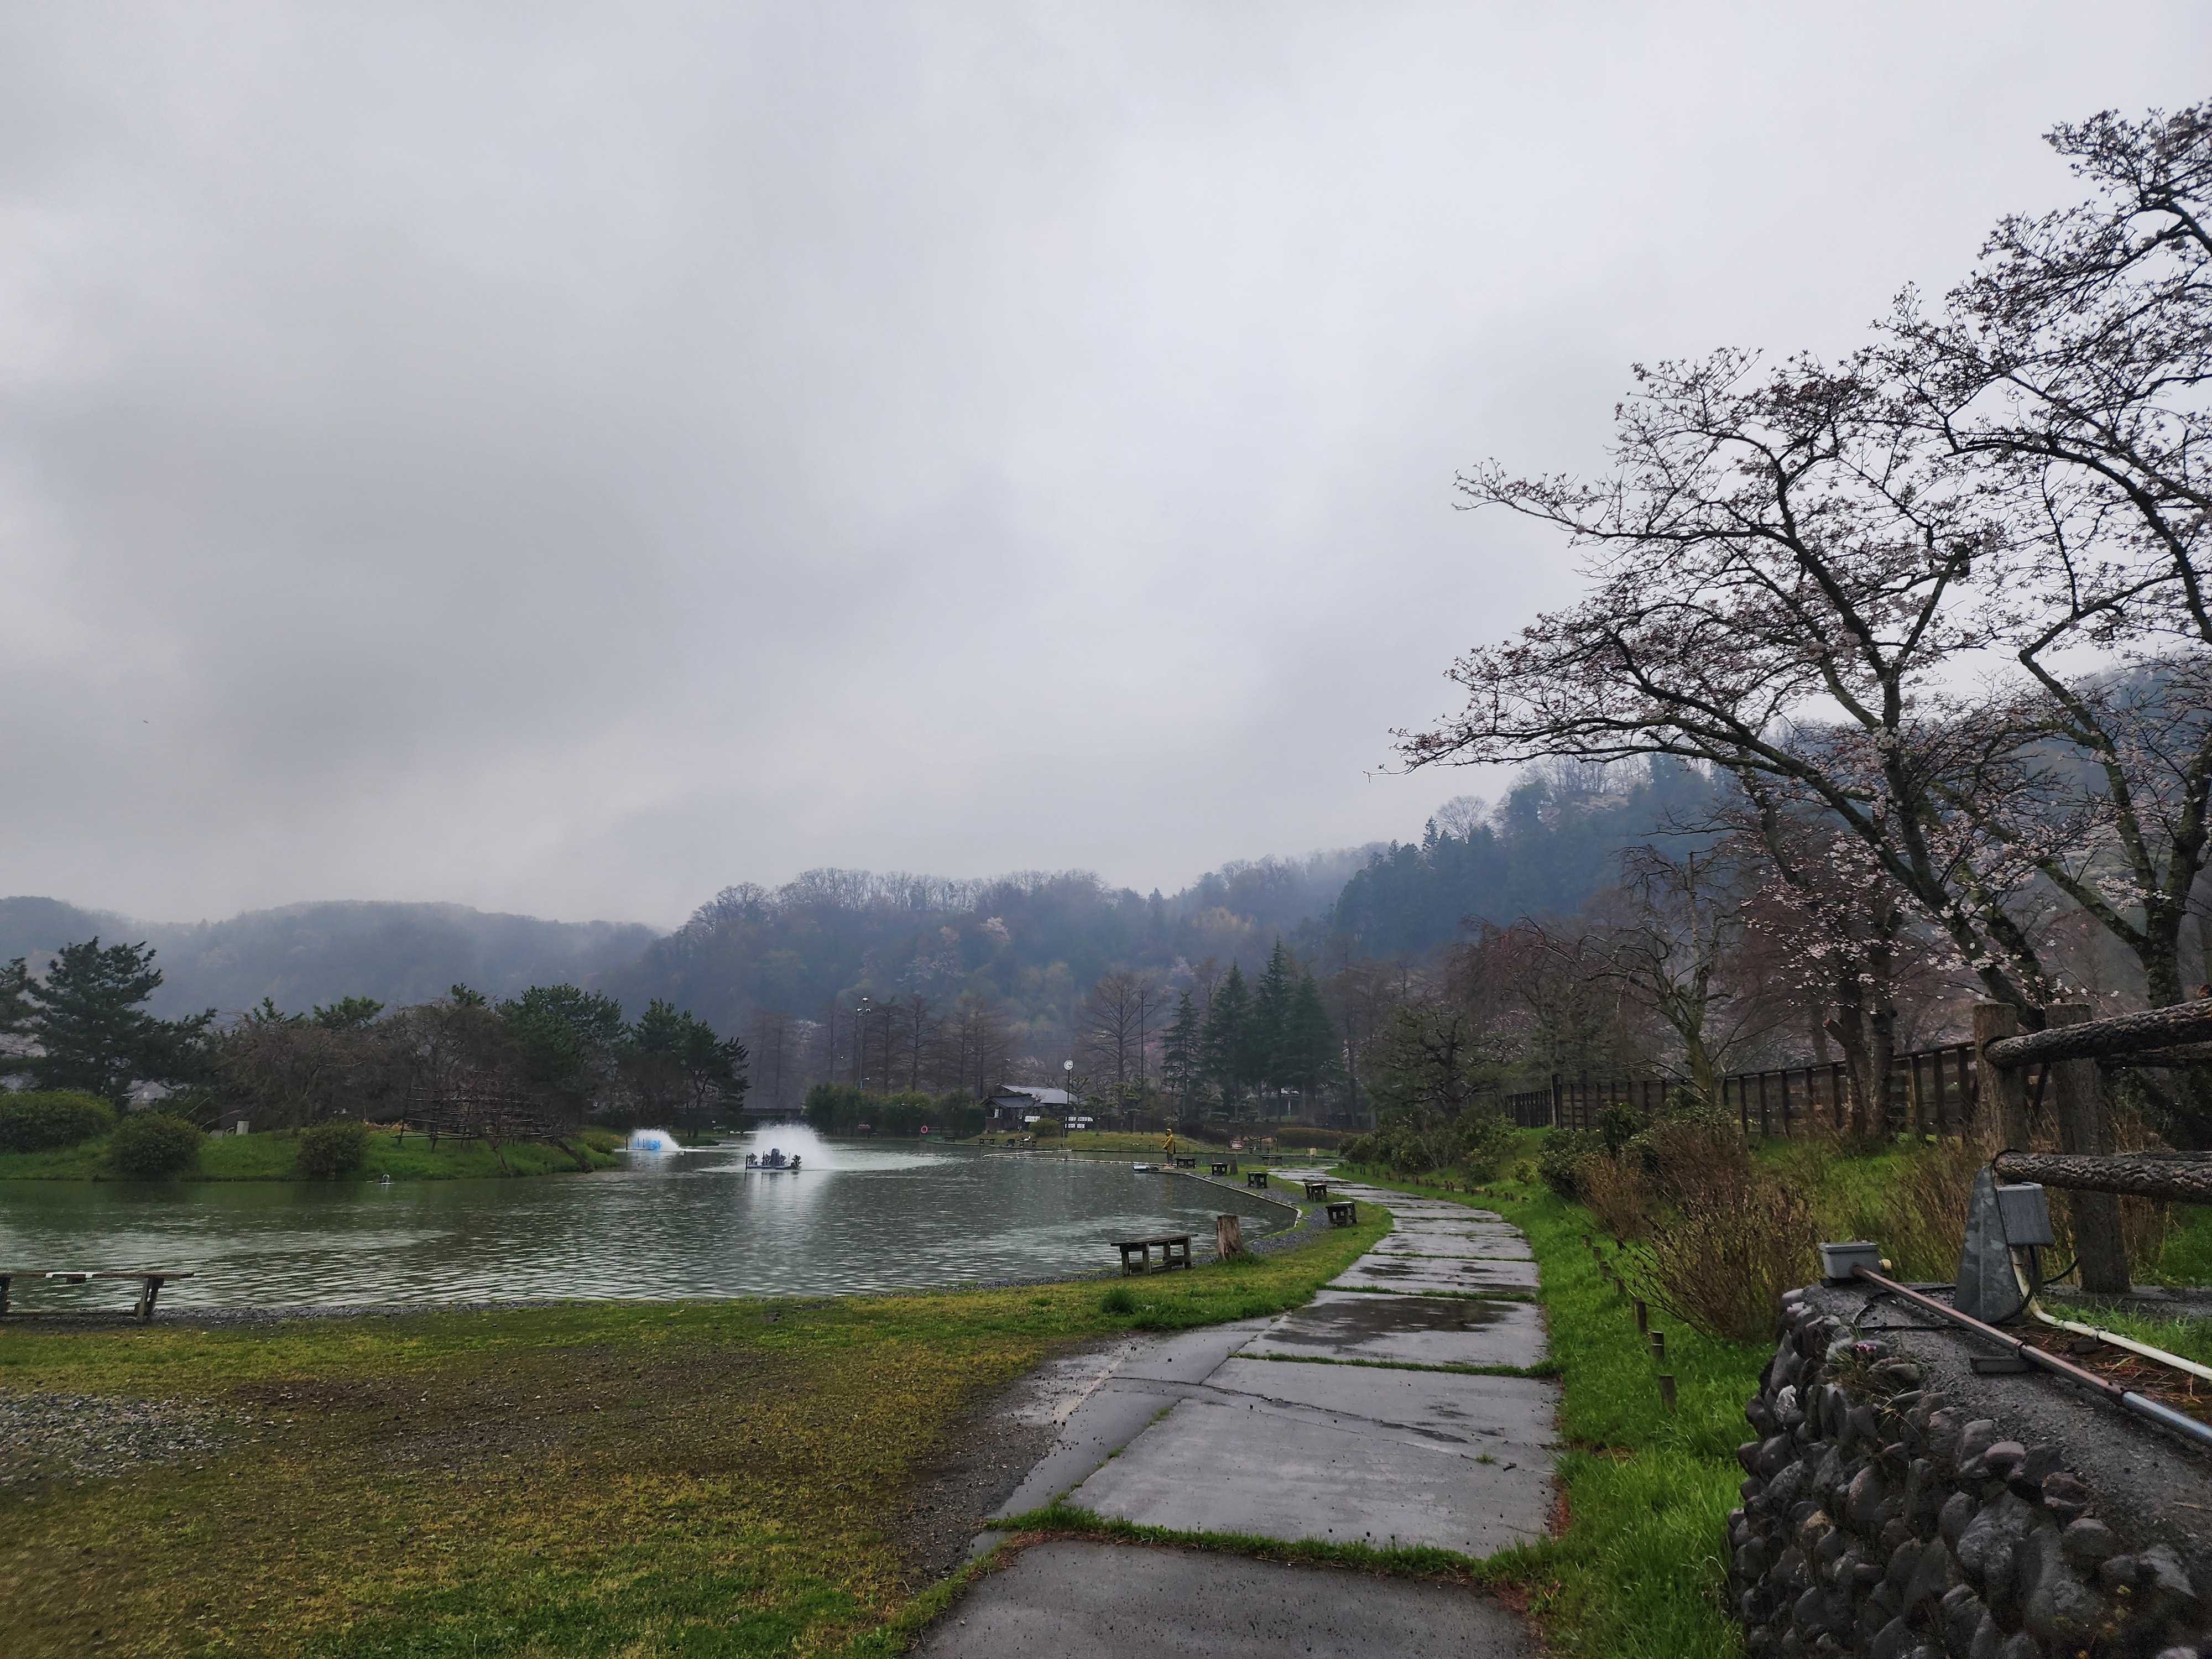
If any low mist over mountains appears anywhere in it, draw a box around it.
[5,761,1716,1027]
[0,898,658,1018]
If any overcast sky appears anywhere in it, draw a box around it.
[2,4,2206,929]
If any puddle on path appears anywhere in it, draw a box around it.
[1266,1294,1519,1347]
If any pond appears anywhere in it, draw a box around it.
[0,1127,1293,1309]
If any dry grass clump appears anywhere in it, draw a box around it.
[1577,1152,1658,1240]
[1879,1138,1985,1280]
[1628,1172,1817,1344]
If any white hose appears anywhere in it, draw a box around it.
[2029,1300,2212,1387]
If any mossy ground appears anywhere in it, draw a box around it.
[0,1126,624,1183]
[0,1204,1388,1658]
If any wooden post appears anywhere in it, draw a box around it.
[1757,1070,1771,1138]
[1658,1374,1677,1411]
[2044,1005,2130,1295]
[1973,1003,2032,1149]
[1909,1052,1926,1139]
[1633,1297,1648,1335]
[1649,1331,1665,1363]
[1955,1044,1973,1136]
[1215,1213,1245,1260]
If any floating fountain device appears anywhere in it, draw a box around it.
[628,1128,682,1153]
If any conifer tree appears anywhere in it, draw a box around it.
[1201,964,1252,1115]
[1251,941,1296,1093]
[1280,971,1344,1113]
[1160,990,1201,1117]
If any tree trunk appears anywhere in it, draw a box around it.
[1992,1149,2212,1204]
[2046,1005,2130,1295]
[1974,1003,2031,1149]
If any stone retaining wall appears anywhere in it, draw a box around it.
[1728,1288,2210,1658]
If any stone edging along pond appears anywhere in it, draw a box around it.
[1731,1286,2210,1659]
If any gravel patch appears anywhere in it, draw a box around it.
[0,1391,231,1486]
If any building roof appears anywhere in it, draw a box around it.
[991,1086,1072,1107]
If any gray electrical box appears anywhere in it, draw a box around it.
[1995,1182,2054,1246]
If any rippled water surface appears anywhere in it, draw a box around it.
[0,1128,1290,1307]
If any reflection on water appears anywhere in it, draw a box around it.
[0,1130,1288,1308]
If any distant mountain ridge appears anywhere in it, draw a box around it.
[0,896,660,1018]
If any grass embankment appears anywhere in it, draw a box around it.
[0,1126,625,1183]
[1336,1153,1761,1659]
[1347,1130,2212,1656]
[0,1204,1389,1658]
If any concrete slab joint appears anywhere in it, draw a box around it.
[922,1178,1556,1655]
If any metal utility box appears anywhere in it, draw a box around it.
[1819,1241,1882,1285]
[1995,1182,2054,1246]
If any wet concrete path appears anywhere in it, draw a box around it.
[913,1177,1550,1657]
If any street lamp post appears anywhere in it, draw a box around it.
[858,996,873,1093]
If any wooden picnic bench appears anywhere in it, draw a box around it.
[0,1269,195,1320]
[1112,1234,1193,1275]
[1302,1180,1331,1200]
[1246,1171,1270,1189]
[1172,1155,1197,1168]
[1327,1201,1358,1228]
[1208,1160,1230,1175]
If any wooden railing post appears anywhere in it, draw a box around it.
[2044,1004,2130,1295]
[1973,1003,2031,1149]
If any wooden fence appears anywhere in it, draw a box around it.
[1498,1041,1985,1139]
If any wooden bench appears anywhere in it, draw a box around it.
[1327,1201,1358,1228]
[1172,1156,1197,1168]
[0,1269,195,1320]
[1112,1234,1193,1275]
[1208,1160,1230,1175]
[1246,1171,1270,1189]
[1302,1180,1331,1200]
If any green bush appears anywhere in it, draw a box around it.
[1099,1284,1136,1314]
[0,1089,117,1152]
[296,1117,371,1179]
[108,1112,205,1179]
[1350,1105,1511,1178]
[1538,1128,1604,1201]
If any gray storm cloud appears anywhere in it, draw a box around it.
[2,2,2206,926]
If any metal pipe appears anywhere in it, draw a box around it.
[1848,1266,2212,1453]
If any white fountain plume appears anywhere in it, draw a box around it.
[627,1127,682,1152]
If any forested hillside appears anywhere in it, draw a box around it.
[1330,759,1725,958]
[0,898,657,1018]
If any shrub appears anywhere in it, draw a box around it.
[108,1112,205,1180]
[1100,1285,1136,1314]
[1629,1168,1816,1342]
[1577,1152,1658,1240]
[1597,1102,1644,1155]
[0,1089,117,1152]
[296,1118,371,1180]
[1537,1128,1603,1200]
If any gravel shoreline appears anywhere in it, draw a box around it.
[0,1391,232,1486]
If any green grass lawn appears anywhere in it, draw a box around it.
[0,1204,1390,1658]
[0,1126,625,1183]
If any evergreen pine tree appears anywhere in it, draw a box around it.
[1281,970,1343,1113]
[22,938,212,1104]
[1249,941,1300,1115]
[1160,990,1201,1115]
[1201,964,1251,1115]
